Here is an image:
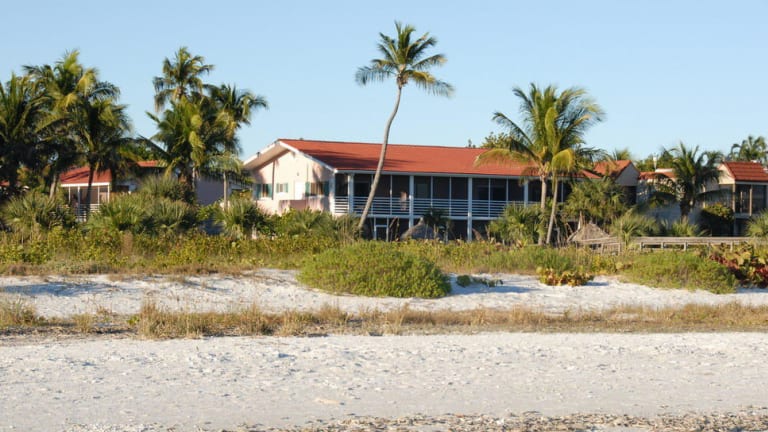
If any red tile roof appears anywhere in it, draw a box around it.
[721,161,768,182]
[593,160,632,177]
[60,161,160,185]
[278,139,540,177]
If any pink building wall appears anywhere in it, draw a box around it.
[250,149,334,214]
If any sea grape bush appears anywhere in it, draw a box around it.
[298,242,451,298]
[709,245,768,287]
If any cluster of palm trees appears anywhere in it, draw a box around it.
[356,22,768,244]
[0,50,132,209]
[0,47,266,212]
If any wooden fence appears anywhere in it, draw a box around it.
[574,236,762,253]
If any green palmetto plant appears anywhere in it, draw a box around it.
[148,198,197,235]
[746,211,768,238]
[86,194,147,233]
[355,21,453,232]
[214,197,265,239]
[1,192,74,238]
[488,204,542,247]
[651,142,723,222]
[609,209,658,246]
[138,175,194,203]
[475,84,604,245]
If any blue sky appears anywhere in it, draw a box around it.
[2,0,767,160]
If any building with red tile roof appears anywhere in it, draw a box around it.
[718,161,768,234]
[244,139,591,240]
[59,161,163,220]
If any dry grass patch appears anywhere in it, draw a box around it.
[5,301,768,339]
[0,296,40,327]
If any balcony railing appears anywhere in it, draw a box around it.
[73,204,101,222]
[333,197,524,219]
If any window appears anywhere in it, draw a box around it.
[255,184,272,199]
[275,183,289,194]
[306,181,329,196]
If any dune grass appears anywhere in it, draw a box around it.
[4,297,768,340]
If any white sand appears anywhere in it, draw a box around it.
[3,270,768,318]
[2,271,768,431]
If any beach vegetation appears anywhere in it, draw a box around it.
[298,242,451,298]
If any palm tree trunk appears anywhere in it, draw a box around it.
[223,172,229,209]
[85,167,95,218]
[357,86,403,232]
[49,172,58,199]
[537,174,548,245]
[545,175,559,245]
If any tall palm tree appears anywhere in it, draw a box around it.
[24,50,114,198]
[206,84,268,206]
[148,99,217,187]
[475,84,604,245]
[153,47,213,112]
[355,21,453,232]
[728,135,767,164]
[75,97,135,214]
[0,74,45,197]
[652,142,722,222]
[563,177,627,229]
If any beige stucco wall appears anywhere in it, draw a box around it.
[249,149,334,214]
[614,164,640,187]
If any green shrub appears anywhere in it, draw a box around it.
[87,194,148,233]
[700,204,734,236]
[456,274,472,287]
[298,242,451,298]
[149,198,198,234]
[662,219,702,237]
[0,192,75,237]
[747,212,768,239]
[488,204,541,247]
[609,210,658,245]
[273,209,336,237]
[621,251,737,294]
[214,198,266,239]
[139,175,195,203]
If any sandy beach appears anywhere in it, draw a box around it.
[2,271,768,431]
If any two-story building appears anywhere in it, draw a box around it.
[718,161,768,235]
[243,138,576,240]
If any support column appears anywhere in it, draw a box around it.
[523,181,529,206]
[348,174,354,215]
[408,175,415,228]
[467,177,473,241]
[329,175,336,214]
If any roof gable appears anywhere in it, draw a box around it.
[721,161,768,182]
[593,160,632,177]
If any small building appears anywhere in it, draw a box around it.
[60,161,231,220]
[717,161,768,235]
[60,161,161,220]
[593,160,639,204]
[243,138,574,240]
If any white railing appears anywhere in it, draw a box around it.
[74,204,100,222]
[332,197,524,219]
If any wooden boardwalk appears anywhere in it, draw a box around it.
[575,236,760,252]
